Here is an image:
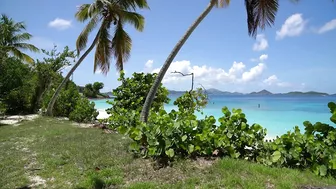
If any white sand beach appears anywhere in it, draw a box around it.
[97,109,110,119]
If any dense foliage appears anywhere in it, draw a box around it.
[258,102,336,177]
[69,98,98,123]
[106,72,170,128]
[0,57,36,114]
[0,44,98,122]
[82,82,105,98]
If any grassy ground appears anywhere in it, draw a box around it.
[1,118,336,189]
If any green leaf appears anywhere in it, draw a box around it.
[182,135,187,142]
[319,165,327,176]
[188,144,194,154]
[271,151,281,163]
[165,148,175,158]
[241,122,247,130]
[330,158,336,170]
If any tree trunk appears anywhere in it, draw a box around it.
[140,0,216,122]
[46,35,99,116]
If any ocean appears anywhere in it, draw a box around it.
[90,95,336,138]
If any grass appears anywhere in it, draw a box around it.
[1,118,336,189]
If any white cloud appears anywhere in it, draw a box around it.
[263,75,292,87]
[48,18,72,30]
[263,75,278,85]
[317,19,336,34]
[253,34,268,51]
[145,60,153,69]
[259,54,268,62]
[276,13,307,40]
[150,60,266,86]
[241,63,266,82]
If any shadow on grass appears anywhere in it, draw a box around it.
[16,186,31,189]
[75,177,108,189]
[0,123,8,127]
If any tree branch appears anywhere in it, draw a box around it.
[171,71,194,91]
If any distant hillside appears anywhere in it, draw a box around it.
[102,92,114,97]
[250,90,272,95]
[168,88,243,95]
[168,90,187,95]
[209,88,243,95]
[283,91,329,96]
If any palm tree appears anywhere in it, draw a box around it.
[140,0,280,122]
[46,0,148,116]
[0,14,39,63]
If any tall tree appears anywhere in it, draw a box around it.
[46,0,148,116]
[0,14,39,63]
[140,0,280,122]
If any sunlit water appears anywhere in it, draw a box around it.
[90,95,336,138]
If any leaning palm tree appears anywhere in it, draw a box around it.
[0,14,39,63]
[140,0,280,122]
[46,0,148,116]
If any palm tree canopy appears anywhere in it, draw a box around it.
[0,14,39,63]
[211,0,279,38]
[75,0,148,74]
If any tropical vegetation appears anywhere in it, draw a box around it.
[106,72,336,178]
[46,0,149,116]
[82,82,107,98]
[1,0,336,188]
[0,14,39,63]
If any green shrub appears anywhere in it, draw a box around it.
[114,87,266,161]
[0,101,6,116]
[107,71,170,128]
[42,79,80,117]
[69,98,98,123]
[258,102,336,177]
[0,57,36,114]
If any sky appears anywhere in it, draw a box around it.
[1,0,336,93]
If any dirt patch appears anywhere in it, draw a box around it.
[124,159,187,186]
[0,114,39,125]
[193,157,218,169]
[28,176,46,188]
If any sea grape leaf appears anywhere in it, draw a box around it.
[271,151,281,162]
[165,149,175,158]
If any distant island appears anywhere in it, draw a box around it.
[167,89,333,97]
[99,88,333,97]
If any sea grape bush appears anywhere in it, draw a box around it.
[106,71,170,128]
[108,77,266,161]
[258,102,336,177]
[107,72,336,177]
[69,98,98,123]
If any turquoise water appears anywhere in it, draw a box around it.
[90,95,336,138]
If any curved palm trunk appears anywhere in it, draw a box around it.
[46,35,99,116]
[140,0,216,122]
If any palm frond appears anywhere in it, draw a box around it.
[75,4,100,22]
[245,0,279,37]
[76,15,100,55]
[11,33,32,43]
[111,20,132,72]
[13,43,39,52]
[119,11,145,31]
[94,20,112,74]
[117,0,149,11]
[9,47,35,63]
[13,21,26,31]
